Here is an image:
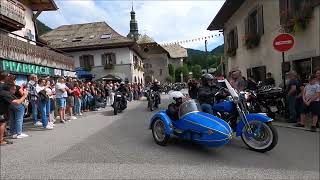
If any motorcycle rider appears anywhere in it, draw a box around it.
[151,80,161,104]
[115,82,128,108]
[166,91,185,121]
[198,74,220,114]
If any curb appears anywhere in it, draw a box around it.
[273,122,320,132]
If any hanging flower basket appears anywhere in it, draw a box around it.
[244,34,260,49]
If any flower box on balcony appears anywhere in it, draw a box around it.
[104,64,114,69]
[244,34,260,49]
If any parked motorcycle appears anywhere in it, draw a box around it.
[113,91,127,115]
[256,86,286,118]
[211,80,278,152]
[148,90,160,111]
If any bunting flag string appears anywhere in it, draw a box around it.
[143,33,223,47]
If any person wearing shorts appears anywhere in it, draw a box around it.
[295,75,320,132]
[66,78,77,120]
[55,77,69,123]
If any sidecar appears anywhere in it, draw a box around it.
[149,100,233,148]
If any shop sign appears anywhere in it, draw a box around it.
[1,60,53,76]
[63,70,76,77]
[54,69,62,76]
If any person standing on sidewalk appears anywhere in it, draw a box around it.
[295,75,320,132]
[66,78,77,120]
[6,75,29,138]
[55,77,69,123]
[36,79,53,130]
[0,83,28,144]
[27,74,41,127]
[286,71,302,123]
[73,82,82,116]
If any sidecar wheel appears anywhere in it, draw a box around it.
[241,122,278,153]
[152,119,170,146]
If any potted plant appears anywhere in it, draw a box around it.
[104,64,114,69]
[244,34,260,49]
[282,2,313,33]
[84,65,92,72]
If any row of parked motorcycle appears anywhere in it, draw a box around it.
[243,85,287,119]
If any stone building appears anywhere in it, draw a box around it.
[137,35,188,83]
[208,0,320,85]
[41,22,145,83]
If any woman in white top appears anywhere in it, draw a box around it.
[36,79,53,130]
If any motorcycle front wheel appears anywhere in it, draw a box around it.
[241,121,278,153]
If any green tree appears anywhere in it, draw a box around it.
[175,65,189,82]
[191,65,202,79]
[168,64,175,78]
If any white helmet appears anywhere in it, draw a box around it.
[169,91,184,100]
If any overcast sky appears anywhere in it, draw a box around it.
[39,0,225,51]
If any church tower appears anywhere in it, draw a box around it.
[127,4,140,40]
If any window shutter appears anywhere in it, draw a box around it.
[226,33,230,51]
[244,16,249,36]
[234,27,238,49]
[279,0,288,25]
[89,55,94,66]
[101,54,106,65]
[111,53,116,64]
[79,56,84,67]
[257,5,264,36]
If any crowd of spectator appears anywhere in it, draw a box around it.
[0,71,144,146]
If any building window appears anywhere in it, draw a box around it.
[79,55,94,68]
[101,33,112,39]
[244,5,264,49]
[226,27,238,57]
[160,69,163,76]
[101,53,116,65]
[279,0,315,33]
[247,66,266,82]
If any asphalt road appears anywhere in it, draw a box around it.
[1,95,319,179]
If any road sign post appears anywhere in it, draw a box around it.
[273,34,295,90]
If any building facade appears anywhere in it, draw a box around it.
[41,22,145,83]
[137,35,188,83]
[208,0,320,85]
[0,0,75,85]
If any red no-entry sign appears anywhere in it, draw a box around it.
[273,34,294,52]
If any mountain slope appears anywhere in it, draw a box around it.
[36,20,52,36]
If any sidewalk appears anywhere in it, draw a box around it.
[273,116,320,132]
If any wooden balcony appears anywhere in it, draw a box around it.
[0,33,74,70]
[0,0,26,32]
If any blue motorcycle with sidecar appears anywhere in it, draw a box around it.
[149,80,278,153]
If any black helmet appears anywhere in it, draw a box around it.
[201,73,214,85]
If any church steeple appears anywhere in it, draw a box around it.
[127,3,140,40]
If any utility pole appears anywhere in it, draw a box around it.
[205,40,208,73]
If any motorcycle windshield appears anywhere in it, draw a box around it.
[224,79,239,99]
[179,100,201,118]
